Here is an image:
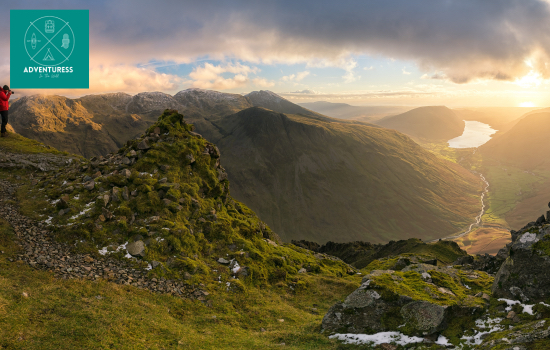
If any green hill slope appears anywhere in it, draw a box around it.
[205,107,482,243]
[375,106,465,142]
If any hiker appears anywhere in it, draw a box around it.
[0,85,12,137]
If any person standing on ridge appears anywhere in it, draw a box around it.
[0,85,12,137]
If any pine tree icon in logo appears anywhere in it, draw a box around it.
[45,20,54,33]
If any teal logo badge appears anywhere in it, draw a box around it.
[10,10,89,89]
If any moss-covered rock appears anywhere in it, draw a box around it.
[322,254,492,336]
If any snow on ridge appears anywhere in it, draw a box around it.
[175,88,242,102]
[246,90,284,101]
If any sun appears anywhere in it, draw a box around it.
[519,101,536,107]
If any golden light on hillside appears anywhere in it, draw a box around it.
[519,101,536,107]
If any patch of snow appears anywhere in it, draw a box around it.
[74,195,79,200]
[464,284,471,289]
[145,264,152,271]
[435,335,451,346]
[329,332,424,346]
[497,298,549,315]
[70,206,92,220]
[231,261,241,274]
[50,199,60,205]
[44,216,54,224]
[62,180,67,185]
[520,232,538,243]
[98,242,128,256]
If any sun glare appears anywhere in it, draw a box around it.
[519,101,536,107]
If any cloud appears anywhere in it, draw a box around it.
[281,70,310,81]
[363,66,374,71]
[421,73,448,80]
[189,63,261,90]
[3,0,550,87]
[252,77,275,87]
[402,68,411,75]
[288,89,319,94]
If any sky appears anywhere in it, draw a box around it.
[2,0,550,107]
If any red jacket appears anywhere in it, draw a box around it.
[0,89,11,111]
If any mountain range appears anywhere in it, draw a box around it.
[8,89,483,243]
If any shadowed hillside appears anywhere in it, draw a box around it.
[205,107,482,243]
[375,106,465,142]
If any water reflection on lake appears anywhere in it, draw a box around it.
[448,120,497,148]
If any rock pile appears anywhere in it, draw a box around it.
[0,178,210,303]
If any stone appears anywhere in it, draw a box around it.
[400,301,445,333]
[130,190,138,197]
[154,127,161,135]
[127,240,146,257]
[183,272,192,280]
[160,165,170,172]
[92,171,102,179]
[298,268,307,273]
[103,194,110,207]
[121,169,131,178]
[163,198,172,206]
[159,177,168,184]
[111,187,120,202]
[218,258,230,264]
[380,344,397,350]
[122,186,129,201]
[217,168,228,181]
[83,175,92,182]
[151,261,161,268]
[137,139,150,150]
[507,311,517,319]
[83,180,95,191]
[185,153,195,164]
[121,157,131,165]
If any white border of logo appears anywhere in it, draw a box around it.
[23,15,76,67]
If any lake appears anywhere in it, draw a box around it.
[448,120,497,148]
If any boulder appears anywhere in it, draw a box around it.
[400,301,445,334]
[137,139,150,150]
[83,180,95,191]
[127,240,145,257]
[121,169,131,178]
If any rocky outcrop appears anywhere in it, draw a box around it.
[492,214,550,302]
[322,258,490,336]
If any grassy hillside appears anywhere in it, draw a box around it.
[375,106,465,142]
[205,107,482,243]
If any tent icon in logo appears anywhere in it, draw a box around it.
[45,20,54,33]
[43,48,55,61]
